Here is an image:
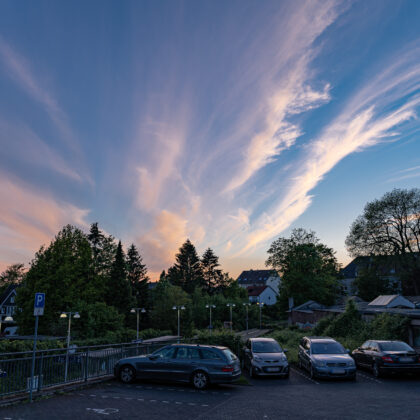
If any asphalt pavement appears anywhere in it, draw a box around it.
[1,367,420,419]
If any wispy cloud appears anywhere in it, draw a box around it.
[386,164,420,183]
[239,46,420,254]
[0,174,90,271]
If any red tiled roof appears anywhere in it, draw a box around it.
[247,285,268,296]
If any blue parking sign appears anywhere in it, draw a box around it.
[34,293,45,316]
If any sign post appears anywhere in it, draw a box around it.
[29,293,45,402]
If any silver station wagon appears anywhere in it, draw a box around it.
[114,343,241,389]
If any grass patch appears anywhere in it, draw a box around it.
[235,375,251,386]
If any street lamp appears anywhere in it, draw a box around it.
[257,301,264,329]
[172,305,185,342]
[0,315,13,336]
[205,304,216,335]
[60,311,80,382]
[242,303,251,331]
[130,308,146,342]
[226,303,236,331]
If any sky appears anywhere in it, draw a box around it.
[0,0,419,280]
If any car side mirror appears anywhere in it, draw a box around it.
[346,349,350,354]
[149,355,159,360]
[283,349,289,353]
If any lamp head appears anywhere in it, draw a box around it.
[130,308,136,313]
[4,316,13,322]
[60,313,67,318]
[73,312,80,319]
[141,308,146,313]
[180,306,185,310]
[172,306,177,310]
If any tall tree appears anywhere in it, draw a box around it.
[266,228,339,307]
[0,263,26,286]
[201,248,223,293]
[87,222,117,276]
[168,239,204,294]
[346,188,420,294]
[126,244,149,308]
[107,241,133,313]
[15,225,97,335]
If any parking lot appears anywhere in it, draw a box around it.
[1,367,420,419]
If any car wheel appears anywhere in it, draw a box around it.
[192,371,209,390]
[284,371,289,379]
[119,365,136,384]
[373,362,382,378]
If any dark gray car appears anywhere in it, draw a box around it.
[114,343,241,389]
[242,337,289,378]
[298,337,356,380]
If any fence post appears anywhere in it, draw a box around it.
[84,348,89,383]
[121,344,124,359]
[38,352,43,391]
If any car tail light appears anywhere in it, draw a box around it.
[381,356,393,363]
[222,365,234,372]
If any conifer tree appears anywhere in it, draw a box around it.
[126,244,149,307]
[201,248,223,293]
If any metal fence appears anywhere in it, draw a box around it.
[0,340,174,399]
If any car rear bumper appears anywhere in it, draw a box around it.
[380,364,420,374]
[210,370,242,384]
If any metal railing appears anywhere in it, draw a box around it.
[0,340,174,399]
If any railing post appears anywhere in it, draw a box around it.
[84,348,89,382]
[121,344,124,359]
[38,352,43,391]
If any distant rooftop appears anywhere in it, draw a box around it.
[237,269,279,285]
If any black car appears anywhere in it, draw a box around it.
[242,337,289,378]
[298,336,356,380]
[352,340,420,378]
[114,343,241,389]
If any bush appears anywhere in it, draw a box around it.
[193,330,243,356]
[265,327,305,364]
[369,313,410,341]
[324,300,365,339]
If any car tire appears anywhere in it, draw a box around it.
[191,371,209,390]
[284,371,289,379]
[373,362,382,378]
[119,365,136,384]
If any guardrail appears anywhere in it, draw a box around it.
[0,340,174,399]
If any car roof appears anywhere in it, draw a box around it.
[249,337,276,342]
[170,343,227,350]
[305,336,335,342]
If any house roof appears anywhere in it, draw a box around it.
[237,269,279,285]
[368,295,399,306]
[247,285,268,297]
[0,284,17,306]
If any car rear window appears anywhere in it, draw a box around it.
[201,349,222,360]
[223,349,238,362]
[379,342,413,352]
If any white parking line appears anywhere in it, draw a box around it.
[290,367,320,385]
[357,372,383,384]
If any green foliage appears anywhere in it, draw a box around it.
[168,240,204,294]
[0,263,25,287]
[266,228,339,307]
[15,225,97,336]
[126,244,149,308]
[193,330,243,355]
[265,328,305,364]
[369,313,411,341]
[353,266,395,302]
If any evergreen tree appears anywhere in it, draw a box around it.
[126,244,149,308]
[201,248,223,293]
[168,239,204,294]
[87,222,117,276]
[108,241,133,313]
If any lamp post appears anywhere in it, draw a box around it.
[0,315,13,336]
[242,303,251,331]
[130,308,146,342]
[205,304,216,335]
[60,311,80,382]
[226,303,236,331]
[257,301,264,329]
[172,305,185,342]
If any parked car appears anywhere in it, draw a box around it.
[114,343,241,389]
[352,340,420,378]
[298,336,356,380]
[242,337,289,378]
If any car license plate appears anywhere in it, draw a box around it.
[399,357,413,363]
[331,369,345,375]
[267,367,280,372]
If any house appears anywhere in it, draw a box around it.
[237,269,281,294]
[246,285,277,306]
[339,256,402,295]
[0,285,18,317]
[288,294,420,349]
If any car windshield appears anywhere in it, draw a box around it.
[311,342,346,355]
[379,342,413,352]
[252,341,282,353]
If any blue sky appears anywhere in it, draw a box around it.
[0,0,419,279]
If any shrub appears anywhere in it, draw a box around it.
[193,330,243,356]
[369,313,410,341]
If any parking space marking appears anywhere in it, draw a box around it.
[290,367,320,385]
[357,372,383,384]
[114,384,231,395]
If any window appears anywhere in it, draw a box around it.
[176,347,201,360]
[201,349,222,360]
[10,297,15,304]
[223,349,238,362]
[152,346,176,359]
